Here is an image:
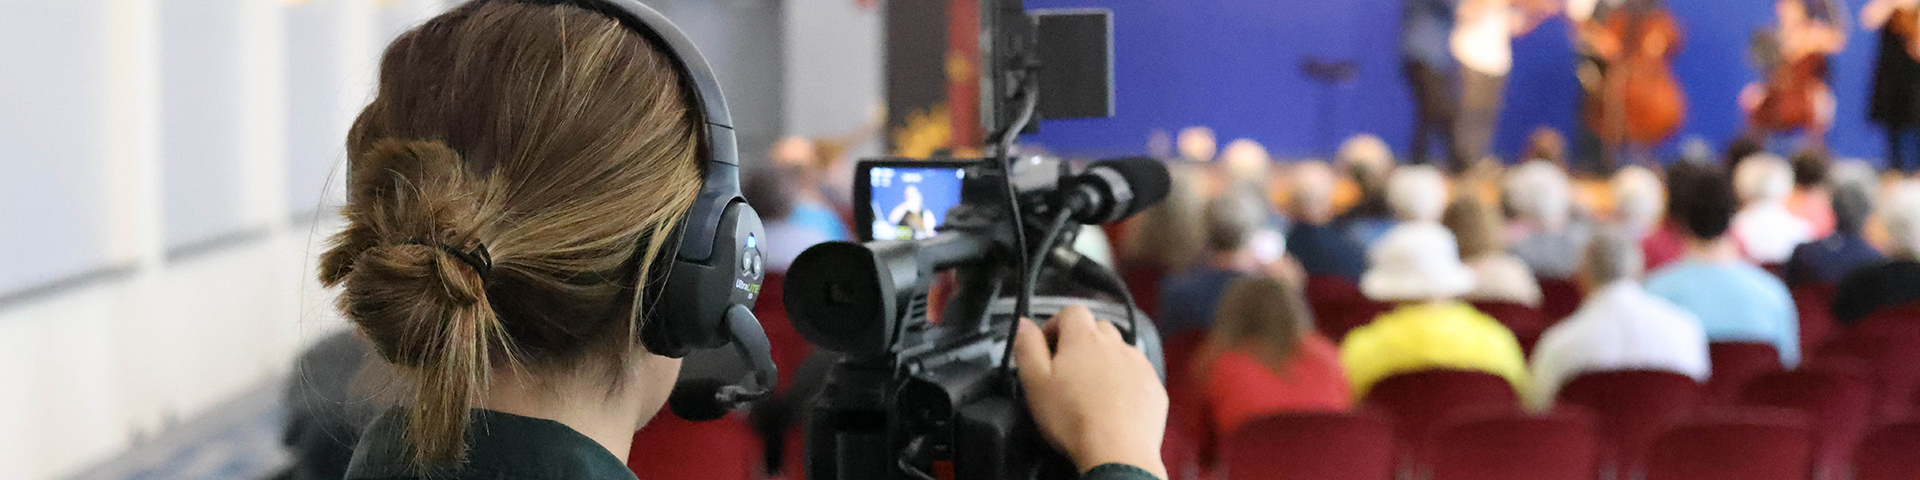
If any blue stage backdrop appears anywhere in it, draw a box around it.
[1020,0,1888,165]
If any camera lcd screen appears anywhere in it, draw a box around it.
[858,161,969,242]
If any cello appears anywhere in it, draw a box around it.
[1580,2,1687,152]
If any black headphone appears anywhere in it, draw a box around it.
[512,0,775,418]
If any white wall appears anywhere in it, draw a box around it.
[782,0,884,154]
[0,1,443,478]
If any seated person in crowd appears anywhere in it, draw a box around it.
[1612,166,1683,271]
[1340,223,1530,397]
[1786,148,1837,238]
[1785,176,1880,286]
[1159,192,1271,336]
[1386,164,1450,225]
[1444,194,1542,306]
[1285,160,1367,282]
[1645,168,1801,367]
[1505,160,1589,279]
[1195,276,1350,442]
[1643,162,1713,272]
[745,165,832,273]
[1833,181,1920,325]
[768,136,851,243]
[1526,230,1710,411]
[1335,134,1399,248]
[1730,154,1814,264]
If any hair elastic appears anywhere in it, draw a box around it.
[410,240,492,279]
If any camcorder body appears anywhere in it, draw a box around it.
[783,4,1167,479]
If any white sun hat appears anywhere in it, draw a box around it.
[1361,222,1477,302]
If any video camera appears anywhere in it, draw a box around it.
[784,3,1170,479]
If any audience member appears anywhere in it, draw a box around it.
[1387,164,1450,223]
[1523,127,1569,170]
[1645,168,1801,367]
[1336,135,1399,248]
[744,165,828,273]
[1786,147,1837,238]
[1505,160,1589,279]
[1722,134,1767,172]
[1731,154,1814,263]
[1832,181,1920,325]
[1443,194,1543,306]
[1159,192,1269,336]
[1611,166,1683,272]
[1195,276,1351,442]
[766,136,851,244]
[1526,230,1710,410]
[1340,223,1529,397]
[1784,176,1880,286]
[1219,138,1275,193]
[1285,161,1368,281]
[1122,167,1206,274]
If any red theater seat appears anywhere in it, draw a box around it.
[1737,366,1874,480]
[1816,321,1920,419]
[1469,301,1546,355]
[1855,419,1920,480]
[753,273,811,393]
[1120,263,1166,318]
[1536,277,1583,324]
[1555,370,1703,476]
[1305,275,1387,341]
[1222,412,1395,480]
[1792,283,1839,356]
[1160,331,1209,480]
[1644,408,1812,480]
[1705,342,1784,403]
[1361,370,1520,459]
[1426,411,1599,480]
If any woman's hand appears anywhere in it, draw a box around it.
[1012,305,1169,479]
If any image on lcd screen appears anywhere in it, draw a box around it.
[868,166,965,241]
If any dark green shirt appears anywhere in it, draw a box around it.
[346,408,637,480]
[345,408,1159,480]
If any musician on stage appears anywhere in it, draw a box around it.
[1865,0,1920,173]
[1571,0,1686,172]
[1451,0,1557,170]
[1403,0,1466,170]
[1742,0,1848,147]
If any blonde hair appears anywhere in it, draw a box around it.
[318,2,705,467]
[1123,165,1205,270]
[1199,276,1317,374]
[1442,194,1505,260]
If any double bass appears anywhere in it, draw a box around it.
[1580,5,1687,148]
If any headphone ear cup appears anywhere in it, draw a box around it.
[640,200,766,358]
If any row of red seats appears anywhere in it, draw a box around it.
[1224,408,1920,480]
[1207,368,1920,480]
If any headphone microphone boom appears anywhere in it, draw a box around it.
[523,0,777,421]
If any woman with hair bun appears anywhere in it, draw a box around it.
[325,2,1168,479]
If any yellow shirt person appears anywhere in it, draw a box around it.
[1338,301,1529,398]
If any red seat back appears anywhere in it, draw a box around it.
[754,273,812,393]
[1469,301,1547,356]
[1816,323,1920,419]
[1706,342,1785,403]
[1161,331,1210,480]
[1792,283,1839,356]
[629,410,759,480]
[1223,412,1396,480]
[1855,419,1920,480]
[1121,263,1166,318]
[1305,275,1388,341]
[1556,370,1703,474]
[1645,408,1813,480]
[1427,411,1600,480]
[1737,366,1874,480]
[1361,370,1521,455]
[1537,277,1584,324]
